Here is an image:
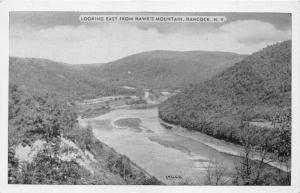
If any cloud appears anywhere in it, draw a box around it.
[220,20,291,44]
[10,20,291,64]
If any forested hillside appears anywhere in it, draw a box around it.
[9,57,136,100]
[80,50,245,89]
[159,40,291,152]
[8,57,161,184]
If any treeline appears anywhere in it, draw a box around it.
[159,41,291,184]
[8,84,161,184]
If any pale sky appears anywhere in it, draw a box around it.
[10,12,291,64]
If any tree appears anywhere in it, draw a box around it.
[234,121,290,185]
[84,124,94,151]
[204,160,228,185]
[16,148,89,184]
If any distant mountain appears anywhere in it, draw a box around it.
[80,50,246,89]
[10,50,245,100]
[9,57,135,100]
[159,41,291,144]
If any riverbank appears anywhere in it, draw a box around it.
[78,101,160,119]
[73,117,162,184]
[159,119,290,172]
[69,114,162,184]
[86,134,162,184]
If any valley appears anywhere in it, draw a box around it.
[9,41,291,185]
[77,88,179,118]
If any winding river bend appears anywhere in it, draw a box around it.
[79,107,245,184]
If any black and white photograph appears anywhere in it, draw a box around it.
[7,10,293,186]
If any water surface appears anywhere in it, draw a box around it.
[80,108,240,184]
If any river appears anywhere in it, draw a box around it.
[79,107,246,184]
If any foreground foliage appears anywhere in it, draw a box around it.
[8,84,161,185]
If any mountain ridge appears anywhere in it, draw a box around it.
[79,50,246,89]
[10,50,246,99]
